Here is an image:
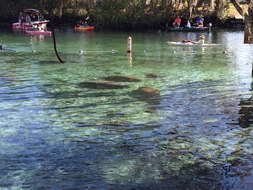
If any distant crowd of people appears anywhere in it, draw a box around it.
[172,15,204,28]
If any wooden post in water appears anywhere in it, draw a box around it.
[52,28,64,63]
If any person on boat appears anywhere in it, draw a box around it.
[26,14,31,24]
[186,20,191,28]
[77,19,88,27]
[173,16,181,28]
[18,12,23,25]
[195,16,204,27]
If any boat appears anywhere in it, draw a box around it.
[166,26,211,32]
[74,26,94,31]
[25,29,52,35]
[12,9,49,30]
[167,41,220,47]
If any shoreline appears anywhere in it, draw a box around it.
[0,17,244,32]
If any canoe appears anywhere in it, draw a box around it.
[74,26,94,31]
[167,26,211,32]
[25,30,52,35]
[167,41,220,47]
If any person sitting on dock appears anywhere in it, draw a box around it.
[173,16,181,28]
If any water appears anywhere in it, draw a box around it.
[1,28,253,189]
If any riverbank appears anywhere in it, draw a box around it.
[0,16,244,32]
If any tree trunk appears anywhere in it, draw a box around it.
[210,0,215,11]
[231,0,253,43]
[215,0,224,18]
[58,0,64,18]
[188,0,197,19]
[245,1,253,43]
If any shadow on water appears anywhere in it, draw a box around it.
[239,77,253,128]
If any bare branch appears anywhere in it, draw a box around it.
[230,0,245,17]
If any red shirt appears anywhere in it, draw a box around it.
[174,17,181,24]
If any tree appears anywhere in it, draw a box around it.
[231,0,253,43]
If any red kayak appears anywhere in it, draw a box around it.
[74,26,94,31]
[25,30,52,35]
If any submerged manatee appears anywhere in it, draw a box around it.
[79,80,129,89]
[131,87,161,104]
[104,75,141,82]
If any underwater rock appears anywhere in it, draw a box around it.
[79,80,129,89]
[104,75,141,82]
[131,87,161,104]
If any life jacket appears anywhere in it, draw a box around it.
[182,40,191,43]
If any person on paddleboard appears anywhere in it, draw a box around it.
[182,34,205,44]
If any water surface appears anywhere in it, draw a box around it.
[1,28,253,189]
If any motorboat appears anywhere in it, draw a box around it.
[12,9,49,30]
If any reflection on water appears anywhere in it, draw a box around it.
[1,29,253,189]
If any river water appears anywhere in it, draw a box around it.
[1,28,253,189]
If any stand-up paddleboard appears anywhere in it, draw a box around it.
[167,41,221,47]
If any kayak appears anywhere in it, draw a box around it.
[167,41,220,47]
[74,26,94,31]
[26,30,52,35]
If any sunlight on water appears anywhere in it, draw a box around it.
[1,28,253,189]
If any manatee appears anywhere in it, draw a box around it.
[79,80,129,89]
[104,75,141,82]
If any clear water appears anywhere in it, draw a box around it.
[1,28,253,189]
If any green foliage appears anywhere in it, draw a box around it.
[0,0,234,29]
